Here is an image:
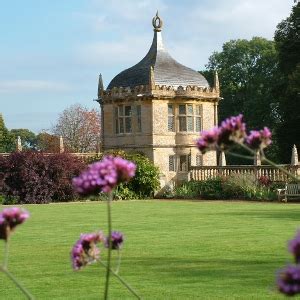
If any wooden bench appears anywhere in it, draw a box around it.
[277,183,300,202]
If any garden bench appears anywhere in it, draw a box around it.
[277,183,300,202]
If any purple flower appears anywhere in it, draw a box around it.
[246,127,272,150]
[105,231,124,250]
[196,115,247,153]
[196,128,219,154]
[217,114,247,149]
[277,265,300,296]
[71,231,104,270]
[289,231,300,263]
[72,156,136,195]
[0,207,30,240]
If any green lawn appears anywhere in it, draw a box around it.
[0,200,299,299]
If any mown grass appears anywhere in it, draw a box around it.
[0,200,299,299]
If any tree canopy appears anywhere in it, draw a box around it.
[202,37,281,163]
[274,2,300,162]
[0,114,14,152]
[52,104,101,153]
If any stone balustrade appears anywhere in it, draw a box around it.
[189,165,300,182]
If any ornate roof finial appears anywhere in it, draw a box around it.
[98,73,104,98]
[149,66,155,90]
[152,11,163,32]
[214,70,219,92]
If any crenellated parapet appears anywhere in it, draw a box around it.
[100,83,220,103]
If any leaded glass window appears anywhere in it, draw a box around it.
[168,104,175,132]
[178,104,202,132]
[169,155,176,171]
[137,105,142,132]
[115,105,132,134]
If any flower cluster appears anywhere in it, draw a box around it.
[289,231,300,264]
[277,265,300,296]
[196,114,272,154]
[71,231,124,270]
[71,232,104,270]
[218,114,246,148]
[277,231,300,295]
[0,207,29,241]
[245,127,272,150]
[105,231,124,250]
[72,156,136,195]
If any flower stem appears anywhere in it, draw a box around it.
[100,261,141,299]
[104,191,113,300]
[0,266,35,300]
[3,239,9,269]
[115,250,121,274]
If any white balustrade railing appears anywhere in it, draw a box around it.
[189,165,300,182]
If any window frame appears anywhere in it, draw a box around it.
[114,104,132,134]
[177,104,202,133]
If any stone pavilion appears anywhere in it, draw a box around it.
[97,13,221,186]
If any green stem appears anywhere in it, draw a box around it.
[100,261,141,299]
[4,239,9,269]
[115,250,121,274]
[104,191,113,300]
[0,266,35,300]
[239,143,299,182]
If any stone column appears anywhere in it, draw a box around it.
[59,136,64,153]
[16,136,22,152]
[218,151,226,166]
[254,151,261,166]
[291,144,299,165]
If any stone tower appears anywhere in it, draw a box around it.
[97,13,220,186]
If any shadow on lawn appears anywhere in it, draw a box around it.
[215,210,300,221]
[126,257,279,283]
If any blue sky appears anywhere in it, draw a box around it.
[0,0,294,133]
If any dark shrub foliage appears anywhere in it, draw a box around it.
[0,151,85,204]
[46,153,86,201]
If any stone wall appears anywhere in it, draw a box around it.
[101,91,219,189]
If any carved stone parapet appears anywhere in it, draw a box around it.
[101,83,220,103]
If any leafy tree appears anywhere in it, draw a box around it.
[10,129,37,149]
[203,37,281,163]
[36,132,60,153]
[52,104,101,153]
[274,2,300,162]
[0,114,14,152]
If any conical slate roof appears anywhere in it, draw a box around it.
[107,13,209,90]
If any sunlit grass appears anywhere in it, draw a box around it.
[0,200,298,299]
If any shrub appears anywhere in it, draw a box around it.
[88,150,160,199]
[47,153,86,201]
[222,174,276,200]
[173,181,203,199]
[114,184,139,200]
[0,151,86,204]
[174,178,225,199]
[200,178,224,199]
[173,175,277,201]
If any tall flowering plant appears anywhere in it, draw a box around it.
[0,207,34,299]
[196,114,299,296]
[72,155,140,299]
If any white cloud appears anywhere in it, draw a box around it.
[76,35,150,67]
[0,80,71,94]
